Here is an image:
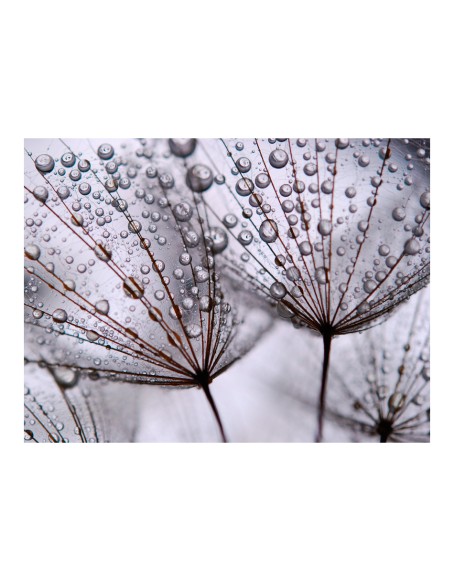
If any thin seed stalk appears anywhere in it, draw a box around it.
[316,332,333,443]
[202,382,228,443]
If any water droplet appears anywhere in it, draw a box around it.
[255,173,270,188]
[123,277,144,299]
[98,143,114,160]
[420,191,430,209]
[24,244,41,260]
[207,227,228,254]
[321,180,333,194]
[186,164,214,192]
[404,238,420,255]
[94,243,112,262]
[185,323,202,338]
[303,162,317,176]
[358,155,370,167]
[223,214,238,229]
[173,202,193,222]
[169,138,197,157]
[54,367,79,389]
[95,299,109,315]
[270,282,287,299]
[78,159,91,172]
[35,154,55,173]
[61,152,76,168]
[79,182,91,195]
[32,186,48,203]
[299,241,312,256]
[335,138,349,149]
[87,330,100,342]
[259,219,278,243]
[235,177,254,197]
[238,230,253,246]
[128,220,142,234]
[345,186,356,199]
[52,308,68,323]
[378,244,390,256]
[392,207,406,221]
[388,392,405,413]
[317,220,332,236]
[315,267,327,284]
[269,149,288,169]
[57,185,70,200]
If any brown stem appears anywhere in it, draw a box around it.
[316,332,333,443]
[202,383,228,443]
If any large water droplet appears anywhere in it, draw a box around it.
[98,143,114,160]
[169,138,197,157]
[269,149,288,169]
[52,308,68,323]
[95,299,110,315]
[123,277,144,299]
[259,219,278,243]
[35,154,55,173]
[186,164,214,192]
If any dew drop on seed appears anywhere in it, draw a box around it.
[238,230,253,246]
[317,220,332,236]
[87,330,100,342]
[98,143,114,160]
[186,164,214,192]
[392,207,406,221]
[404,238,420,255]
[420,191,430,209]
[78,159,91,172]
[123,277,144,299]
[61,152,76,168]
[52,308,68,323]
[270,282,287,299]
[255,173,270,188]
[57,185,70,200]
[54,367,79,389]
[185,323,202,338]
[207,227,228,254]
[94,243,112,262]
[235,177,254,197]
[32,186,48,203]
[168,138,197,158]
[25,244,41,260]
[35,154,55,173]
[223,213,238,228]
[179,252,192,266]
[173,202,193,222]
[259,219,278,243]
[388,392,405,412]
[315,267,327,284]
[95,299,110,315]
[79,182,91,195]
[269,149,289,169]
[299,241,312,256]
[321,180,333,194]
[335,138,349,149]
[303,162,317,176]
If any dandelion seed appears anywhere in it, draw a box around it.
[177,138,430,441]
[24,139,271,442]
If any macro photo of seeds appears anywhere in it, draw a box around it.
[24,138,430,443]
